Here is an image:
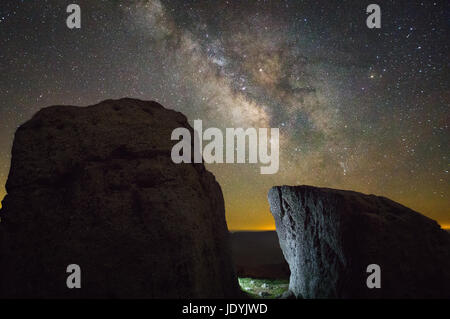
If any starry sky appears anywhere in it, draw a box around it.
[0,0,449,230]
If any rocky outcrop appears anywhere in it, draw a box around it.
[0,98,240,298]
[268,185,450,299]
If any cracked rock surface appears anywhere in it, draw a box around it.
[0,98,239,298]
[268,185,450,299]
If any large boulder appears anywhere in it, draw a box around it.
[0,98,240,298]
[268,185,450,298]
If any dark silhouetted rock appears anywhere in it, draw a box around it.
[0,98,240,298]
[268,185,450,299]
[279,289,296,299]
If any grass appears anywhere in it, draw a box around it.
[238,277,289,299]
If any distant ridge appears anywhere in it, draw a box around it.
[231,231,289,279]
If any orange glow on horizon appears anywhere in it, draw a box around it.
[229,221,450,232]
[0,188,448,232]
[229,223,276,232]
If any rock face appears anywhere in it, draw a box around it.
[0,98,240,298]
[268,185,450,299]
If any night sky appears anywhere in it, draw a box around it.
[0,0,449,230]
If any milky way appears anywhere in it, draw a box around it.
[0,0,449,229]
